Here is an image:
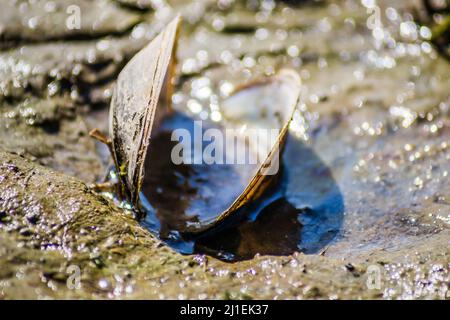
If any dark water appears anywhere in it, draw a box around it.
[140,112,344,261]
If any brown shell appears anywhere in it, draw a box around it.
[207,70,302,232]
[108,15,301,233]
[109,15,181,204]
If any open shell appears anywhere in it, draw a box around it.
[108,15,301,234]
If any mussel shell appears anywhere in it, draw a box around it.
[109,15,181,204]
[203,70,302,232]
[108,15,301,233]
[142,70,301,234]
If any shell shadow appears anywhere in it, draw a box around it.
[140,113,344,262]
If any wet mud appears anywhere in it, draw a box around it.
[0,0,449,299]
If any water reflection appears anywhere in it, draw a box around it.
[195,198,303,261]
[284,135,345,254]
[140,112,344,261]
[141,111,258,236]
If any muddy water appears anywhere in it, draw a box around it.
[0,0,449,299]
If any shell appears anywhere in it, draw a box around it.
[203,70,301,231]
[108,15,301,234]
[109,15,181,204]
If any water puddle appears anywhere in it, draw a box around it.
[140,111,344,261]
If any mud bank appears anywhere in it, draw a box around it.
[0,150,448,299]
[0,0,449,299]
